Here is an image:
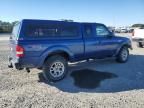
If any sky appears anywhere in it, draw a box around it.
[0,0,144,27]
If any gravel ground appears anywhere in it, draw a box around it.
[0,34,144,108]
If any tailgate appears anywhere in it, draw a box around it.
[9,22,21,60]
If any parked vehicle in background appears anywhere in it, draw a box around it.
[127,28,134,33]
[8,19,132,81]
[114,27,133,33]
[108,26,115,33]
[132,28,144,48]
[120,28,128,33]
[114,28,121,33]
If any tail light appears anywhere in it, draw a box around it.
[16,45,24,57]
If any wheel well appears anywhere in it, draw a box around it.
[118,44,129,53]
[44,51,69,63]
[116,44,130,56]
[121,44,130,49]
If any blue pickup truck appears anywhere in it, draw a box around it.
[8,19,132,81]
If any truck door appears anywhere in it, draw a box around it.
[95,24,119,57]
[83,24,102,58]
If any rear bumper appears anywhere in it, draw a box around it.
[132,38,144,42]
[8,56,41,70]
[8,56,23,70]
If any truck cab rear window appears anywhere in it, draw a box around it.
[25,24,78,37]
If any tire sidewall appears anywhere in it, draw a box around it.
[43,56,68,82]
[118,47,129,63]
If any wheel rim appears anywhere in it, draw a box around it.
[121,48,128,61]
[49,61,65,78]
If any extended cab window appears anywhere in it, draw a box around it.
[84,24,93,37]
[60,25,78,36]
[26,23,78,37]
[96,25,110,37]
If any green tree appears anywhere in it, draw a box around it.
[0,20,18,33]
[132,24,144,28]
[12,21,19,26]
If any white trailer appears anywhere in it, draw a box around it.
[132,28,144,48]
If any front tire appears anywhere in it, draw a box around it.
[43,55,68,82]
[116,46,129,63]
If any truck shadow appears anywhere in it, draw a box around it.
[38,54,144,93]
[38,69,118,89]
[70,69,117,89]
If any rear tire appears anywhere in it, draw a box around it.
[137,42,143,48]
[116,46,129,63]
[43,55,68,82]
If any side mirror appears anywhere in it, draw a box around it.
[107,32,114,38]
[110,31,115,36]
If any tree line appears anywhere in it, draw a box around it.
[0,20,19,33]
[132,24,144,28]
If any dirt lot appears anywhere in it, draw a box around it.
[0,34,144,108]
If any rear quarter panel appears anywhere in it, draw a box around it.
[18,38,84,67]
